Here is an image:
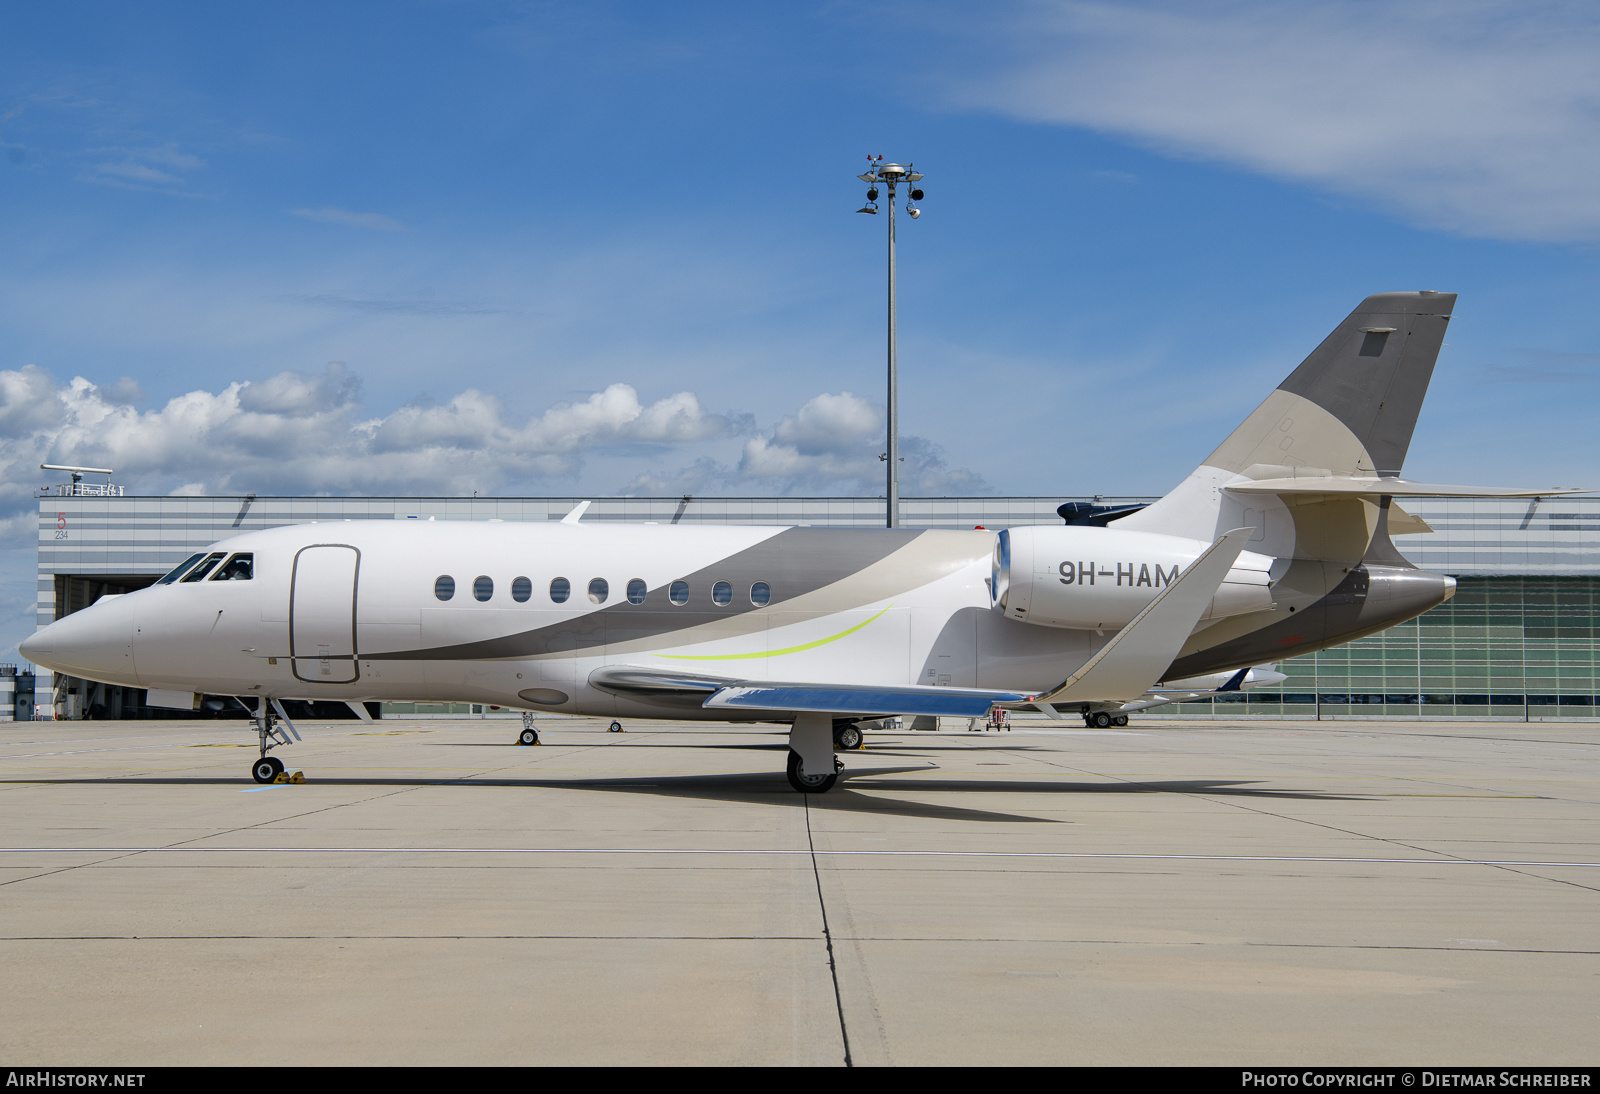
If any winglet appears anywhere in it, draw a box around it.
[1216,667,1250,693]
[560,500,592,525]
[1030,528,1253,706]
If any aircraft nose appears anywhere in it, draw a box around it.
[21,595,140,687]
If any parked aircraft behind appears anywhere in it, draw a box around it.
[22,292,1577,791]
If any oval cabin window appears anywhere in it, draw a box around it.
[550,577,570,603]
[435,575,455,601]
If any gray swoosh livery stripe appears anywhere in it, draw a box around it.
[373,527,930,661]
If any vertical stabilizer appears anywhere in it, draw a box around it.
[1116,292,1456,558]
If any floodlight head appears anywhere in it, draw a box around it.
[856,205,878,215]
[907,206,920,219]
[909,188,924,201]
[867,187,878,201]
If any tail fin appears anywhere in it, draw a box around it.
[1117,291,1455,557]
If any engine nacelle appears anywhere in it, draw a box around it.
[992,526,1276,630]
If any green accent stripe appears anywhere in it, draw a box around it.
[656,603,895,661]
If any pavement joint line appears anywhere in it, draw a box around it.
[2,847,1597,866]
[803,796,852,1068]
[0,935,1594,954]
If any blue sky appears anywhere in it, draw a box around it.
[3,1,1600,659]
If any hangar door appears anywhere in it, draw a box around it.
[290,544,360,684]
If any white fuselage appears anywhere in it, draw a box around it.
[25,519,1282,720]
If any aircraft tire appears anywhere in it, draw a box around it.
[1090,711,1113,729]
[251,756,283,784]
[608,721,623,733]
[518,728,540,746]
[1112,715,1129,727]
[786,749,838,793]
[833,724,864,751]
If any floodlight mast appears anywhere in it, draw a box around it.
[857,157,924,528]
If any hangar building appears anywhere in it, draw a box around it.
[29,478,1600,721]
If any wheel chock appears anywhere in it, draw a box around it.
[273,771,306,784]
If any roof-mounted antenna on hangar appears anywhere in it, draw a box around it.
[40,464,123,498]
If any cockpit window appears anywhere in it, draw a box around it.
[210,553,254,581]
[179,552,226,582]
[156,553,207,585]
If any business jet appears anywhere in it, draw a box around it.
[21,292,1575,792]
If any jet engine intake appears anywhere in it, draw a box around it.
[992,526,1275,630]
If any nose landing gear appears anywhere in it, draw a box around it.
[517,712,541,746]
[251,756,284,784]
[249,697,302,783]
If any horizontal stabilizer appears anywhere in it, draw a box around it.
[1226,477,1582,498]
[1027,528,1253,706]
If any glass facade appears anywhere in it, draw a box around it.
[1175,576,1600,719]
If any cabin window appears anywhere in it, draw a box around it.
[626,579,647,605]
[181,553,226,582]
[669,580,689,605]
[550,577,570,603]
[750,581,771,607]
[156,553,206,585]
[474,576,493,602]
[435,575,456,601]
[211,553,254,581]
[712,581,732,606]
[589,578,609,604]
[511,577,532,603]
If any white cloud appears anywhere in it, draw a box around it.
[943,0,1600,241]
[0,366,751,516]
[0,368,989,572]
[621,391,988,496]
[289,206,408,232]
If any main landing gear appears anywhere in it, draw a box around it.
[832,722,865,751]
[517,712,541,746]
[786,749,844,794]
[786,712,847,794]
[249,698,302,783]
[1084,711,1130,728]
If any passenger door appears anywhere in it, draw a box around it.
[290,544,360,683]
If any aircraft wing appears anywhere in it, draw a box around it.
[703,682,1032,717]
[589,665,1031,718]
